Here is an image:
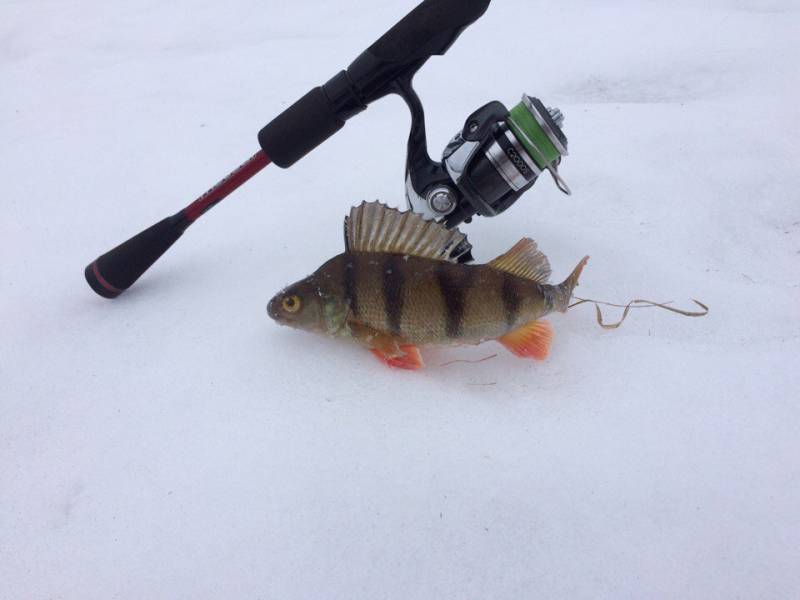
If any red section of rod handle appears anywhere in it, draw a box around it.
[84,151,271,299]
[183,150,271,222]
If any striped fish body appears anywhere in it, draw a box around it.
[317,252,555,346]
[268,202,588,369]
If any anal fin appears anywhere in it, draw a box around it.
[498,320,553,360]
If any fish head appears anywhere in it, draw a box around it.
[268,275,346,335]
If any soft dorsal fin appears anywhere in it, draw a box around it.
[344,201,467,262]
[488,238,551,283]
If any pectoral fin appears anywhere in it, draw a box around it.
[498,320,553,360]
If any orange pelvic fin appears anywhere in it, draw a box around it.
[349,320,424,370]
[370,345,424,370]
[498,320,553,360]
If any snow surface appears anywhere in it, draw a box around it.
[2,0,799,598]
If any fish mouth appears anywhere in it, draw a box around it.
[266,296,281,322]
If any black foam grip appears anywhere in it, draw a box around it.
[368,0,490,63]
[85,214,188,298]
[258,0,490,168]
[258,87,345,168]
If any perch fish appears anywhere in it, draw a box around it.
[268,202,588,369]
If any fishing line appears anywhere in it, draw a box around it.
[569,296,709,329]
[438,354,499,367]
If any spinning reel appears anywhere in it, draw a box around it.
[85,0,572,297]
[402,88,569,229]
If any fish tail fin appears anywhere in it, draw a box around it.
[554,256,589,311]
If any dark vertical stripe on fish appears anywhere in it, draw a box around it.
[436,264,472,338]
[343,254,359,317]
[382,255,405,336]
[501,273,522,328]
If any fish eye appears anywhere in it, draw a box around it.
[282,295,302,313]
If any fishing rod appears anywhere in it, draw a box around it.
[85,0,571,299]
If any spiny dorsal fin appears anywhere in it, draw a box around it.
[488,238,551,283]
[344,201,467,262]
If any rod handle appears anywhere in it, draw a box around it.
[367,0,490,65]
[258,0,491,168]
[85,214,188,298]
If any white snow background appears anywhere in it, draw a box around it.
[2,0,799,598]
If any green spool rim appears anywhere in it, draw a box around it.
[507,100,562,170]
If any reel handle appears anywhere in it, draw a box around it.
[258,0,490,167]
